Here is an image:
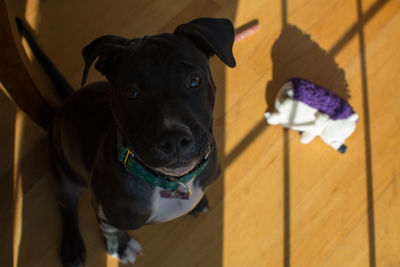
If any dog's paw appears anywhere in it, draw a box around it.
[60,230,86,267]
[188,195,209,218]
[110,238,143,265]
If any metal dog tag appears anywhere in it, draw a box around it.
[160,190,189,200]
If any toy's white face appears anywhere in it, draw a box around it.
[265,82,328,134]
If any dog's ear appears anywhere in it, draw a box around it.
[174,18,236,68]
[81,35,131,86]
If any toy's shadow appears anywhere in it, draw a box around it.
[266,25,352,266]
[266,24,350,113]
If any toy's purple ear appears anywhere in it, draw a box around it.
[174,18,236,68]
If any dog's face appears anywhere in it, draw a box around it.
[81,18,235,176]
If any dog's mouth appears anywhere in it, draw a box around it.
[122,129,214,178]
[152,144,213,177]
[155,161,199,177]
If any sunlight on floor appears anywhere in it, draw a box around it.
[106,254,119,267]
[12,111,24,267]
[20,0,41,62]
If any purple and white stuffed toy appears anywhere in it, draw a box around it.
[264,78,358,153]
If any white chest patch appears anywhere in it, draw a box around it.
[146,179,204,223]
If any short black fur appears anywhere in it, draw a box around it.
[16,17,235,266]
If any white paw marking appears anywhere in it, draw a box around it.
[111,239,143,265]
[200,206,209,213]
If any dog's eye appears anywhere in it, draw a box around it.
[187,75,201,89]
[126,88,139,100]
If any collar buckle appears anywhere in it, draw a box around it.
[123,148,134,168]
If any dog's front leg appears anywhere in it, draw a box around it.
[188,194,210,217]
[57,176,86,267]
[97,207,142,265]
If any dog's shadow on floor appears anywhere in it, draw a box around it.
[266,24,350,113]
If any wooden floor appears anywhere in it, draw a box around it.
[1,0,400,266]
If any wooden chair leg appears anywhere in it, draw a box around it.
[0,0,54,129]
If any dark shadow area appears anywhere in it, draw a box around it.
[283,128,290,267]
[266,24,351,114]
[0,90,16,267]
[282,2,290,266]
[280,3,290,266]
[0,88,54,267]
[356,0,376,266]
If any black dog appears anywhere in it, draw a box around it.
[17,17,235,266]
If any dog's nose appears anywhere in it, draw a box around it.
[158,128,193,155]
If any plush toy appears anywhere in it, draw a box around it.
[264,78,358,153]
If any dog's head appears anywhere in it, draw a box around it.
[81,18,235,177]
